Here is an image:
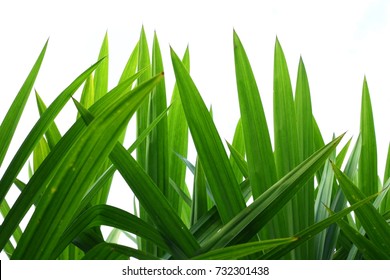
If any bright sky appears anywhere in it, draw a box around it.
[1,0,390,257]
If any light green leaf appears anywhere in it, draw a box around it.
[32,136,50,172]
[94,32,109,102]
[35,91,62,148]
[136,26,152,170]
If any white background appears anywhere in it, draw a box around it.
[3,260,390,279]
[1,0,390,260]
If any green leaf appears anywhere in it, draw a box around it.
[262,193,378,259]
[90,32,112,206]
[233,31,277,203]
[198,135,344,253]
[0,40,48,166]
[227,142,248,179]
[273,38,300,257]
[53,205,171,258]
[110,143,200,259]
[382,143,390,212]
[136,26,152,170]
[335,138,352,169]
[116,41,140,144]
[333,212,390,259]
[0,69,146,255]
[295,57,315,259]
[78,73,95,114]
[385,143,390,183]
[146,32,169,197]
[359,77,378,197]
[332,163,390,253]
[191,157,209,225]
[106,228,122,243]
[77,105,171,215]
[170,179,192,208]
[118,42,139,84]
[94,32,109,102]
[314,152,335,259]
[11,73,163,259]
[229,118,246,183]
[313,117,325,182]
[32,136,50,172]
[167,47,190,216]
[35,91,62,148]
[0,198,22,258]
[136,27,152,254]
[273,37,299,179]
[344,135,361,179]
[171,47,246,225]
[0,58,103,207]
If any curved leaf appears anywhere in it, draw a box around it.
[53,205,170,258]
